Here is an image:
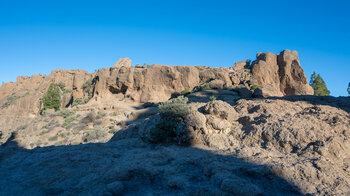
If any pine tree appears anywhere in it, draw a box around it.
[42,83,61,111]
[309,72,330,96]
[347,82,350,95]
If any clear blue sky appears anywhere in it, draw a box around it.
[0,0,349,96]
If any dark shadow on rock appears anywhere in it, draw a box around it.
[0,106,305,196]
[184,89,241,106]
[0,135,303,196]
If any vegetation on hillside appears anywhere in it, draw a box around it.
[309,72,330,96]
[150,96,192,144]
[42,83,62,111]
[1,92,29,109]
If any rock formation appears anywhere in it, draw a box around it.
[1,94,349,195]
[113,57,132,68]
[1,50,338,195]
[0,50,315,144]
[251,49,314,97]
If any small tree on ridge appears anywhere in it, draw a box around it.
[309,72,330,96]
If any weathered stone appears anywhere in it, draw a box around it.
[203,100,238,121]
[233,60,249,71]
[252,50,313,97]
[277,50,314,96]
[113,57,132,68]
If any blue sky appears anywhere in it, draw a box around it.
[0,0,349,96]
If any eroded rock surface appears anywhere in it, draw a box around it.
[252,49,314,96]
[1,95,349,195]
[0,50,336,196]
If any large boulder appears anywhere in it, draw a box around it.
[252,50,313,97]
[232,61,249,71]
[251,52,283,97]
[203,100,238,122]
[277,50,314,96]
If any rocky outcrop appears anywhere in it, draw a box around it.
[0,48,347,196]
[0,50,313,141]
[113,57,132,68]
[232,60,249,71]
[277,50,314,96]
[251,49,314,96]
[2,95,348,195]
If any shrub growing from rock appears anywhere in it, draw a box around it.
[250,84,262,91]
[181,88,191,95]
[158,96,190,120]
[83,126,107,142]
[151,96,192,144]
[209,96,217,101]
[1,92,29,109]
[150,119,178,142]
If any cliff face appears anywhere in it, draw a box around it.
[0,49,313,138]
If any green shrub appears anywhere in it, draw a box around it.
[72,129,80,135]
[150,120,178,142]
[173,123,192,144]
[158,96,190,120]
[151,96,192,144]
[108,127,118,134]
[181,88,191,95]
[83,126,107,142]
[73,98,84,106]
[36,140,43,146]
[150,120,191,144]
[48,135,58,141]
[63,89,72,94]
[81,111,97,123]
[201,83,211,90]
[250,84,262,91]
[117,121,125,126]
[42,83,61,111]
[57,82,65,90]
[56,109,75,118]
[54,141,63,146]
[82,78,93,90]
[1,92,29,109]
[15,124,29,131]
[62,114,79,128]
[193,82,211,92]
[209,96,217,101]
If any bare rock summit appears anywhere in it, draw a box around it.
[113,57,132,68]
[252,49,314,97]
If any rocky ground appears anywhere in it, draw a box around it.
[0,50,349,195]
[1,93,349,195]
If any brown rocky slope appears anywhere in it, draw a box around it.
[0,49,312,140]
[1,50,349,195]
